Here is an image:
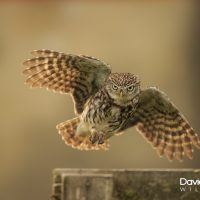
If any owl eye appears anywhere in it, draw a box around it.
[112,84,118,90]
[127,85,134,92]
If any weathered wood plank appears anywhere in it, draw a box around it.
[52,169,200,200]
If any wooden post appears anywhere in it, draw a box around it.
[52,169,200,200]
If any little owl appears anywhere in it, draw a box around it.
[22,49,200,161]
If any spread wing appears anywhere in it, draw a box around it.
[22,49,111,114]
[122,87,200,161]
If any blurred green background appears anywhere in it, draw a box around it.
[0,1,199,200]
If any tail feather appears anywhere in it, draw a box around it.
[56,117,109,150]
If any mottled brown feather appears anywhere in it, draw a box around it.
[56,117,109,150]
[23,50,199,161]
[132,87,200,161]
[23,49,111,114]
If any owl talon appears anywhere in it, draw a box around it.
[89,130,105,144]
[89,134,99,144]
[98,134,105,144]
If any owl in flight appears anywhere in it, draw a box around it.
[23,49,200,161]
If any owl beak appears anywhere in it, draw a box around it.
[119,90,123,97]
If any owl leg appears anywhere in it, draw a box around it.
[89,128,105,144]
[89,132,99,144]
[98,132,105,144]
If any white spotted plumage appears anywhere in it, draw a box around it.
[23,49,200,161]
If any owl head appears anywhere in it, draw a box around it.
[105,73,141,106]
